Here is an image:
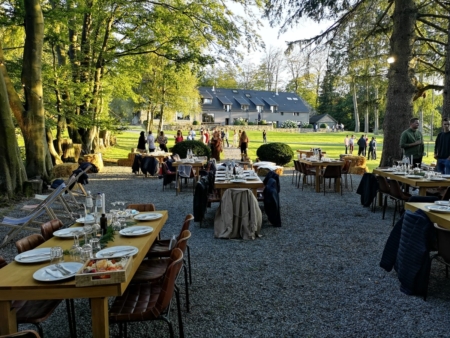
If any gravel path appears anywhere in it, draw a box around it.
[1,166,450,338]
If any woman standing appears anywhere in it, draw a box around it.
[240,131,249,156]
[238,130,242,148]
[175,130,184,144]
[233,130,238,147]
[262,130,267,143]
[210,131,223,161]
[147,131,155,152]
[157,131,168,152]
[137,131,146,152]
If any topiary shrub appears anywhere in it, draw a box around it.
[306,124,313,128]
[171,140,211,159]
[320,123,327,128]
[256,142,294,166]
[193,120,199,125]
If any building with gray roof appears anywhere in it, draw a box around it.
[198,87,310,126]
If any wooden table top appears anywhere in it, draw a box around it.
[405,203,450,229]
[0,211,168,301]
[172,160,206,167]
[373,169,450,189]
[299,158,343,167]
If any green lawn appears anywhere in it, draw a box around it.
[103,127,437,172]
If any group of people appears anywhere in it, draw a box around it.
[136,127,250,162]
[344,134,377,160]
[136,130,169,153]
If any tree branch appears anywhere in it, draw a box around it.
[416,17,447,33]
[417,13,450,19]
[417,58,444,73]
[363,1,393,42]
[413,84,443,101]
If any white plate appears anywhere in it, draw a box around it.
[53,228,85,238]
[133,213,163,221]
[442,175,450,178]
[230,179,247,183]
[431,177,446,181]
[95,245,138,258]
[378,169,395,172]
[392,172,406,175]
[215,178,226,181]
[435,201,450,206]
[75,215,95,224]
[217,167,226,171]
[33,262,83,282]
[426,205,450,213]
[119,226,153,237]
[406,175,422,179]
[15,248,52,263]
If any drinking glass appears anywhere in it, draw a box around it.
[70,235,82,261]
[112,216,122,233]
[50,246,64,264]
[80,247,92,263]
[90,238,101,255]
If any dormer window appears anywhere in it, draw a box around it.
[203,98,212,104]
[241,104,249,111]
[223,104,231,112]
[256,106,262,113]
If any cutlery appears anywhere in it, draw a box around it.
[55,264,72,275]
[99,249,135,257]
[45,269,61,278]
[123,229,149,234]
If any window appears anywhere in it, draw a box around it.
[281,112,284,116]
[232,89,238,94]
[203,98,212,104]
[245,93,251,98]
[223,104,231,112]
[241,105,249,111]
[287,97,292,100]
[293,98,298,100]
[256,106,262,113]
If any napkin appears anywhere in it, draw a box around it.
[45,269,62,278]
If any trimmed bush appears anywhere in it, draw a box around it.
[305,124,313,128]
[193,120,199,125]
[320,123,327,128]
[171,140,211,159]
[256,142,294,166]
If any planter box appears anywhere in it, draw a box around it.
[75,257,132,287]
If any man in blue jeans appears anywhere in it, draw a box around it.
[434,118,450,174]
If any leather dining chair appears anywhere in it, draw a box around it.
[40,219,63,241]
[15,234,46,254]
[321,165,343,195]
[0,256,64,338]
[388,180,411,227]
[109,248,185,338]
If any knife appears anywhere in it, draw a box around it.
[18,253,51,260]
[123,229,150,234]
[99,248,135,257]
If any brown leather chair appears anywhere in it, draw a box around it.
[126,203,156,212]
[133,230,192,312]
[299,162,316,190]
[0,257,63,338]
[162,162,176,191]
[292,160,301,186]
[0,330,41,338]
[147,214,194,284]
[15,234,46,254]
[321,165,343,195]
[376,176,392,219]
[109,248,185,338]
[341,159,353,191]
[40,219,63,241]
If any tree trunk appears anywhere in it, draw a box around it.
[374,87,379,135]
[0,70,27,198]
[352,80,360,133]
[442,20,450,120]
[21,0,53,181]
[365,80,369,133]
[380,0,417,167]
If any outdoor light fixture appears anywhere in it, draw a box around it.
[387,56,395,64]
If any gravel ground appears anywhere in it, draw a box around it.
[1,166,450,338]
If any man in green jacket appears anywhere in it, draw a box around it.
[400,117,424,167]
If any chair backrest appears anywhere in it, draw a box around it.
[172,153,181,161]
[175,230,191,253]
[0,256,7,269]
[177,214,194,241]
[376,176,391,194]
[40,219,63,240]
[388,180,408,200]
[15,234,46,254]
[434,223,450,263]
[155,248,183,315]
[342,159,351,173]
[178,165,194,178]
[293,160,300,172]
[323,165,341,178]
[127,203,156,212]
[161,162,171,175]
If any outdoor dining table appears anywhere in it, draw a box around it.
[0,210,168,338]
[405,202,450,229]
[214,172,264,198]
[299,158,344,193]
[372,169,450,196]
[172,160,207,195]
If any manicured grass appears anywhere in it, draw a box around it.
[103,127,437,172]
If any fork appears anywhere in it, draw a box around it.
[55,264,71,276]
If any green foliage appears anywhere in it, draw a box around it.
[305,124,313,128]
[281,120,298,128]
[193,120,199,125]
[171,140,211,159]
[233,117,246,125]
[256,143,294,166]
[320,123,327,128]
[248,121,255,125]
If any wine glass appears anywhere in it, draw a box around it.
[70,235,82,261]
[112,215,122,233]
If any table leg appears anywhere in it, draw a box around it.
[91,297,109,338]
[315,169,321,193]
[0,301,16,335]
[419,187,427,196]
[336,177,341,193]
[175,171,179,196]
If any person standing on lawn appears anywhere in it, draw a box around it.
[400,117,424,167]
[434,118,450,174]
